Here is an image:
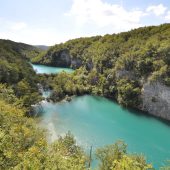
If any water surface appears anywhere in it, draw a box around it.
[31,64,74,74]
[39,95,170,169]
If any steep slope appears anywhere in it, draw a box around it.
[0,39,41,60]
[34,24,170,120]
[0,39,42,109]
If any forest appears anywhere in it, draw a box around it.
[34,24,170,108]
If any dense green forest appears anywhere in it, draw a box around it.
[0,40,43,111]
[0,24,170,169]
[34,24,170,108]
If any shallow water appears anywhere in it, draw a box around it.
[31,64,74,74]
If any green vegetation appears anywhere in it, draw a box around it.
[0,47,86,169]
[96,141,153,170]
[0,86,86,169]
[35,24,170,108]
[0,39,41,60]
[0,39,42,111]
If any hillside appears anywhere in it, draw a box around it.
[0,39,41,59]
[35,45,49,51]
[0,39,42,110]
[33,24,170,120]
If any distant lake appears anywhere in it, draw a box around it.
[31,64,74,74]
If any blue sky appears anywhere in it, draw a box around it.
[0,0,169,45]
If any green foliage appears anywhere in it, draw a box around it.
[117,79,141,107]
[0,39,41,60]
[0,39,42,108]
[96,141,127,170]
[0,98,45,169]
[0,85,87,169]
[14,79,42,107]
[96,141,153,170]
[15,132,87,170]
[0,84,22,106]
[44,132,87,170]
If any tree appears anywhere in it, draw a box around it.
[96,141,153,170]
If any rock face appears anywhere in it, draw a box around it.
[116,69,136,80]
[47,49,83,69]
[141,82,170,120]
[52,49,71,67]
[86,60,93,71]
[71,58,82,69]
[116,69,170,120]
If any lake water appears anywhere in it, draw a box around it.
[39,95,170,169]
[31,64,74,74]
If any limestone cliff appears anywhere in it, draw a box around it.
[38,49,83,69]
[116,68,170,120]
[71,57,82,69]
[141,82,170,120]
[51,49,71,67]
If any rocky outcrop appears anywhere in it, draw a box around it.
[116,69,137,80]
[86,59,93,71]
[115,69,170,120]
[29,104,44,117]
[140,82,170,120]
[51,49,71,67]
[45,49,83,69]
[71,58,82,69]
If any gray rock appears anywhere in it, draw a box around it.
[141,82,170,120]
[86,60,93,71]
[52,49,71,67]
[71,57,82,69]
[116,69,137,80]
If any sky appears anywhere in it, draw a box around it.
[0,0,170,45]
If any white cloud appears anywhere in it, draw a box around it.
[0,1,169,45]
[165,11,170,21]
[0,18,61,45]
[66,0,147,32]
[10,22,27,31]
[0,27,60,45]
[0,20,79,45]
[146,4,167,16]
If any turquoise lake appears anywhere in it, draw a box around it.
[40,95,170,169]
[31,64,74,74]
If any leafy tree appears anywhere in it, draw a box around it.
[96,141,153,170]
[117,79,141,107]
